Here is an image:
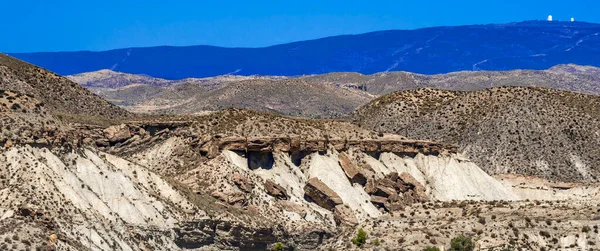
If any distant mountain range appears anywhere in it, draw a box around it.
[68,64,600,118]
[8,21,600,79]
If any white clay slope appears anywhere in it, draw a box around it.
[378,152,520,201]
[221,148,521,220]
[0,145,199,250]
[306,151,382,219]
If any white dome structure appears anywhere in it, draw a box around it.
[571,17,575,22]
[547,15,553,21]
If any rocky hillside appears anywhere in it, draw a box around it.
[353,86,600,182]
[68,64,600,118]
[324,199,599,250]
[87,78,374,118]
[0,54,129,120]
[2,97,599,250]
[302,64,600,95]
[68,69,285,89]
[0,90,71,147]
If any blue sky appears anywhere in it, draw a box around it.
[2,0,599,52]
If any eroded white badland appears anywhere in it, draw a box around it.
[0,145,198,250]
[1,138,598,250]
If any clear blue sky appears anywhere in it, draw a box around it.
[2,0,599,52]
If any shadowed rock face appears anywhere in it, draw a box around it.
[216,137,457,155]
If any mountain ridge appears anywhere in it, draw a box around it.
[10,20,600,53]
[9,20,600,79]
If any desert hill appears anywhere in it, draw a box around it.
[353,86,600,182]
[302,64,600,95]
[83,77,375,117]
[68,69,285,89]
[0,54,129,121]
[68,64,600,118]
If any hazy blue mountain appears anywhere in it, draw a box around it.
[8,21,600,79]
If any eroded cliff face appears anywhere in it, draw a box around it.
[2,106,599,250]
[0,145,335,250]
[127,136,600,250]
[129,136,519,227]
[3,133,600,250]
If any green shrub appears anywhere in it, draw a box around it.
[373,238,381,246]
[272,242,285,251]
[449,235,475,251]
[424,247,441,251]
[352,228,368,247]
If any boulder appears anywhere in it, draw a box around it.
[338,152,367,185]
[383,172,410,192]
[103,124,131,143]
[399,172,428,201]
[304,178,343,210]
[374,183,397,198]
[370,195,387,207]
[95,139,110,147]
[200,142,219,158]
[365,178,377,194]
[35,138,49,145]
[364,172,428,211]
[82,137,94,145]
[385,171,400,182]
[333,205,358,226]
[264,179,288,200]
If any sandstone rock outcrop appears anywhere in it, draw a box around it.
[217,137,457,155]
[366,172,429,212]
[338,152,367,185]
[264,179,289,200]
[103,124,131,143]
[303,178,343,210]
[399,172,427,201]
